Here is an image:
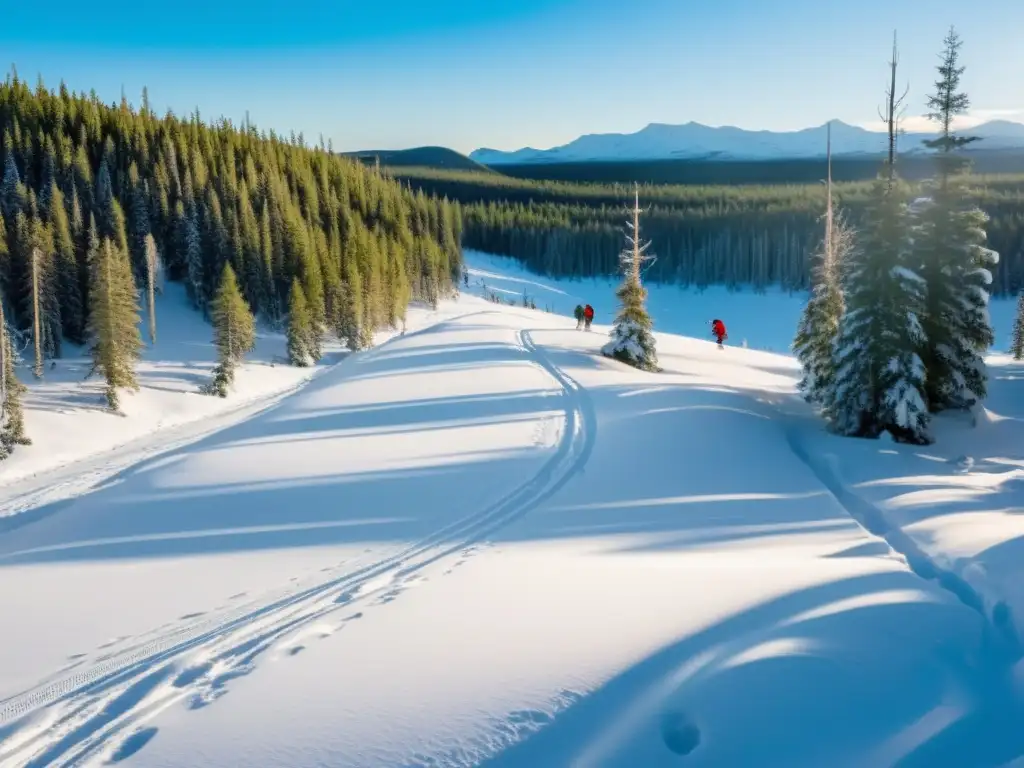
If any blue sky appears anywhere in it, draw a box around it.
[3,0,1022,154]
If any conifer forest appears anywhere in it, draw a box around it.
[0,72,463,451]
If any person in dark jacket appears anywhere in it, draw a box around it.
[584,304,595,331]
[574,304,585,330]
[711,318,727,347]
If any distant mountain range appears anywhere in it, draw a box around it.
[469,119,1024,165]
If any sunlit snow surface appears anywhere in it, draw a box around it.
[1,253,1023,766]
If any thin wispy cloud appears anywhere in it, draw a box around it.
[859,108,1024,134]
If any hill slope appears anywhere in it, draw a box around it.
[471,118,1024,164]
[344,145,493,173]
[3,260,1024,765]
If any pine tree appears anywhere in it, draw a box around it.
[50,182,85,343]
[88,239,143,411]
[0,293,29,458]
[826,34,930,444]
[1012,293,1024,360]
[601,185,658,371]
[205,263,255,397]
[794,125,854,404]
[914,27,997,411]
[287,278,312,366]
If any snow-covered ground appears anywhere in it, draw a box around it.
[3,256,1024,767]
[0,282,472,526]
[463,250,1022,354]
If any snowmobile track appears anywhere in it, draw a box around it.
[0,319,596,767]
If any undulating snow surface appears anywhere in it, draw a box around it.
[0,282,470,526]
[3,255,1024,767]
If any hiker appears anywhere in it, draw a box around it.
[711,318,727,347]
[584,304,594,331]
[574,304,585,330]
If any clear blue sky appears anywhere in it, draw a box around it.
[3,0,1022,154]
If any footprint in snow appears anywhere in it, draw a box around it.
[661,710,701,756]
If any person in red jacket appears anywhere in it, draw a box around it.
[584,304,595,331]
[711,318,727,347]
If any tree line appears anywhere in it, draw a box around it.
[795,28,996,444]
[0,71,462,458]
[390,160,1024,298]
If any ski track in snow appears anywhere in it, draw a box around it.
[783,420,1023,662]
[0,320,596,768]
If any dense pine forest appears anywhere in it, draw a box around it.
[0,72,462,454]
[390,165,1024,296]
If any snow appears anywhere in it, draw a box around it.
[0,282,472,524]
[466,249,1023,353]
[3,254,1024,766]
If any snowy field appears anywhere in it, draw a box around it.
[2,255,1024,766]
[463,250,1023,354]
[0,282,470,526]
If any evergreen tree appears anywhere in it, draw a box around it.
[1012,293,1024,360]
[826,34,930,444]
[206,263,255,397]
[50,182,85,343]
[88,239,143,411]
[0,293,29,458]
[286,278,313,366]
[602,187,658,371]
[914,27,997,411]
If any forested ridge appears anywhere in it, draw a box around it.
[392,165,1024,296]
[0,72,463,357]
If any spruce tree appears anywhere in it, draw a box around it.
[914,27,997,411]
[0,293,29,458]
[602,186,658,371]
[826,34,930,444]
[287,278,313,366]
[206,263,255,397]
[1012,293,1024,360]
[88,239,143,411]
[50,182,84,344]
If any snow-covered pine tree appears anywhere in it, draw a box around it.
[826,33,931,444]
[914,26,997,411]
[0,293,29,459]
[88,239,143,411]
[601,184,658,371]
[287,278,312,366]
[1012,293,1024,360]
[794,123,854,404]
[205,263,255,397]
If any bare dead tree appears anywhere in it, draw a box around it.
[31,247,42,379]
[145,233,158,344]
[619,184,657,283]
[878,31,910,183]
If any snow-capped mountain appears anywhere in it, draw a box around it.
[470,119,1024,164]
